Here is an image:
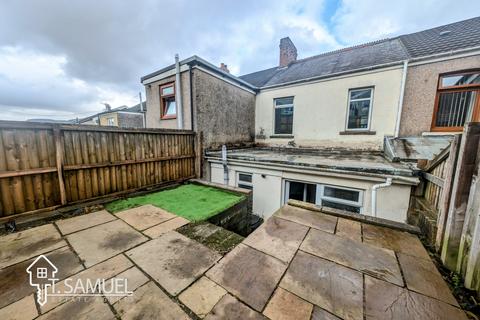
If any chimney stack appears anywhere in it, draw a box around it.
[279,37,297,67]
[220,63,230,73]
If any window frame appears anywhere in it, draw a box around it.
[160,82,177,120]
[431,71,480,132]
[345,87,374,131]
[273,96,295,135]
[283,179,364,214]
[106,117,115,126]
[236,172,253,190]
[316,184,363,213]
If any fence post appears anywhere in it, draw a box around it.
[441,124,480,270]
[435,134,461,250]
[54,126,67,205]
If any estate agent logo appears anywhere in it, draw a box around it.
[26,255,58,306]
[27,255,132,306]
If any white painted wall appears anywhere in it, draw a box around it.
[210,161,413,222]
[255,67,404,150]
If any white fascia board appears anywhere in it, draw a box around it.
[142,65,190,85]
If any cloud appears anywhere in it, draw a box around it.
[332,0,480,44]
[0,0,478,120]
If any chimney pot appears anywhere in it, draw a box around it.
[279,37,297,67]
[220,63,230,73]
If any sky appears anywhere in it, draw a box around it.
[0,0,479,121]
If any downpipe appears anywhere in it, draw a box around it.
[371,178,393,217]
[175,54,184,129]
[222,145,229,185]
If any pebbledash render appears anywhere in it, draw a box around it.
[142,16,480,223]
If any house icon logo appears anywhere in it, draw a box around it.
[26,255,59,306]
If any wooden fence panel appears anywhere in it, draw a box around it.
[0,121,196,220]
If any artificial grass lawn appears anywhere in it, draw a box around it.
[105,184,245,222]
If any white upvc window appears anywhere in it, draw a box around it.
[316,185,363,214]
[106,117,115,126]
[273,97,294,135]
[346,87,374,131]
[284,179,363,214]
[237,172,253,190]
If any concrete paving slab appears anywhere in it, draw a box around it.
[275,205,337,233]
[398,253,459,306]
[365,275,467,320]
[0,224,66,269]
[301,228,403,286]
[206,244,287,312]
[362,224,430,260]
[67,219,147,267]
[114,281,190,320]
[243,216,309,263]
[280,251,363,320]
[115,205,177,231]
[0,294,37,320]
[179,276,227,318]
[311,306,342,320]
[263,287,313,320]
[204,294,267,320]
[105,267,149,304]
[126,231,220,296]
[143,216,190,238]
[0,246,83,309]
[56,210,116,235]
[40,254,132,313]
[335,218,362,242]
[38,297,115,320]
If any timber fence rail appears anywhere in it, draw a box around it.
[0,121,196,220]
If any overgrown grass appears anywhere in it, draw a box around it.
[105,184,244,222]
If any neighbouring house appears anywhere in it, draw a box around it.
[142,16,480,223]
[141,56,256,149]
[79,102,146,128]
[398,17,480,136]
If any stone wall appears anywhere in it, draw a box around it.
[117,113,144,128]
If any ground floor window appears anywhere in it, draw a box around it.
[237,172,253,190]
[284,180,363,213]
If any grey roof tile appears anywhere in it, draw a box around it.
[240,16,480,88]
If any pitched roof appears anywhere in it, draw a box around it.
[400,16,480,58]
[240,38,408,87]
[240,16,480,88]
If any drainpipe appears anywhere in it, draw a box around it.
[175,54,184,129]
[222,145,229,185]
[371,178,393,217]
[394,60,409,138]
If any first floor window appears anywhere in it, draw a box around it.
[284,180,363,213]
[432,71,480,131]
[160,83,176,119]
[347,88,373,130]
[274,97,294,134]
[106,117,115,126]
[237,172,253,190]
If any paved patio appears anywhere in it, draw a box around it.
[0,203,467,320]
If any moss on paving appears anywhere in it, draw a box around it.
[105,184,244,222]
[177,222,244,255]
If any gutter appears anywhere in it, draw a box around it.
[394,60,409,138]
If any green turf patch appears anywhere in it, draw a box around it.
[105,184,244,222]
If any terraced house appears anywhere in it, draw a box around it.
[142,16,480,223]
